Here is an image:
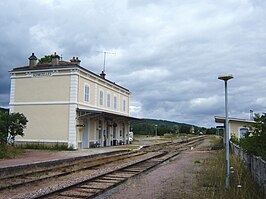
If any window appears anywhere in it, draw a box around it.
[114,96,117,110]
[107,93,111,108]
[239,127,248,139]
[84,84,89,102]
[123,99,126,112]
[100,90,104,106]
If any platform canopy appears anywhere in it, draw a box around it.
[76,108,140,121]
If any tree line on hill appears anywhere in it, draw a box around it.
[130,118,216,136]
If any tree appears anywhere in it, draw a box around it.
[179,125,191,134]
[0,111,8,144]
[0,112,28,145]
[206,127,217,135]
[38,55,52,64]
[240,113,266,160]
[250,113,266,137]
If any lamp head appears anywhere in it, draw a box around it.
[218,74,234,81]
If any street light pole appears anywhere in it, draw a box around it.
[218,74,233,188]
[155,125,158,136]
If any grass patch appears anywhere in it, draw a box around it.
[133,134,203,143]
[209,135,223,147]
[17,142,75,151]
[194,160,201,164]
[0,144,24,159]
[195,150,263,199]
[115,145,140,150]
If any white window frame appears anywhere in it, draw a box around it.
[107,92,111,108]
[114,95,117,111]
[84,84,90,103]
[238,126,249,139]
[99,90,104,106]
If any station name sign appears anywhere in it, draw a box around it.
[32,72,52,77]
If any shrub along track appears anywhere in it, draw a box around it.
[0,136,205,199]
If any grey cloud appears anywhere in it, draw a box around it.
[1,0,266,127]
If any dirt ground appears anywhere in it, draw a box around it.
[98,138,215,199]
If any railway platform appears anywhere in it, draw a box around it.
[0,145,142,169]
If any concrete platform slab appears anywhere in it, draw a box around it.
[0,146,134,169]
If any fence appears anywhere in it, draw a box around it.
[230,142,266,195]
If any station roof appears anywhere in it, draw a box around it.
[10,61,130,93]
[214,116,255,124]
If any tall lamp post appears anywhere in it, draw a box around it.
[155,124,158,136]
[218,74,234,188]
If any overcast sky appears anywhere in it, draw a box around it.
[0,0,266,127]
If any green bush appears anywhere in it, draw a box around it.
[239,113,266,160]
[0,144,24,159]
[230,134,240,145]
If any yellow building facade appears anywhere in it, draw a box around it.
[215,116,254,140]
[10,53,132,149]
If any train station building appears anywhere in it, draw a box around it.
[214,116,254,140]
[9,52,134,149]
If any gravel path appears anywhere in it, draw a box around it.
[99,138,214,199]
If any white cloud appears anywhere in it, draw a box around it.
[189,96,221,113]
[255,98,266,106]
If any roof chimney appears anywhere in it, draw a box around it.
[250,110,254,120]
[100,71,106,79]
[70,56,81,66]
[28,53,37,67]
[51,52,60,65]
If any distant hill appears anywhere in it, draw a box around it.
[130,118,206,135]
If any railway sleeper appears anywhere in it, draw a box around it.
[59,191,93,198]
[92,179,120,183]
[95,177,121,182]
[104,175,128,179]
[101,176,125,181]
[79,185,104,190]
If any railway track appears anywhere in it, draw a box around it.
[1,136,206,199]
[41,151,178,199]
[0,150,146,191]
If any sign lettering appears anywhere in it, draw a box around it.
[32,72,52,77]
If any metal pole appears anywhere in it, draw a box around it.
[218,74,233,188]
[224,80,230,188]
[103,52,106,72]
